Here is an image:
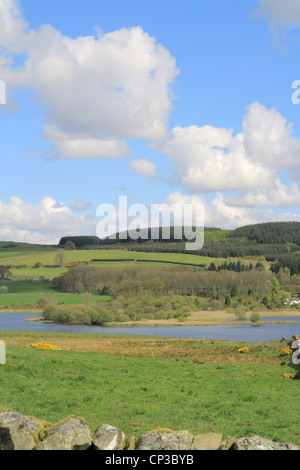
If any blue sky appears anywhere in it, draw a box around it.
[1,0,300,243]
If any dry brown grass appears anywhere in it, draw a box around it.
[104,309,300,327]
[1,331,282,365]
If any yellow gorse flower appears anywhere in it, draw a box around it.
[238,347,249,354]
[281,347,293,356]
[30,343,62,351]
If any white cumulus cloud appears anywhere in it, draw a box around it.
[129,159,157,178]
[165,192,300,231]
[0,196,96,244]
[155,102,300,207]
[0,0,179,160]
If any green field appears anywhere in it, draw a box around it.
[0,293,110,309]
[0,245,223,281]
[0,281,57,294]
[0,331,299,445]
[0,240,299,448]
[0,280,111,309]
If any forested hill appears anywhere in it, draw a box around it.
[58,222,300,262]
[197,222,300,261]
[230,222,300,245]
[59,222,300,249]
[56,222,300,275]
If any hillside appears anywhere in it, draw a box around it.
[58,222,300,275]
[1,221,300,279]
[58,222,300,261]
[1,221,300,317]
[230,222,300,245]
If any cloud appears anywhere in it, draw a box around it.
[4,190,298,246]
[0,196,96,244]
[255,0,300,29]
[0,0,179,160]
[225,179,300,208]
[155,102,300,207]
[0,0,31,53]
[46,135,131,161]
[165,192,300,231]
[129,158,157,178]
[71,199,92,212]
[164,192,253,229]
[242,102,300,174]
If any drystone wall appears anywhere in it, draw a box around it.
[0,411,299,451]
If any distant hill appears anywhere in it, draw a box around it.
[58,227,230,252]
[59,222,300,249]
[1,221,300,265]
[199,222,300,260]
[230,222,300,245]
[57,222,300,262]
[0,241,56,252]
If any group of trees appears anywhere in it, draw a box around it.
[197,242,291,260]
[43,236,300,324]
[52,263,297,312]
[207,260,264,272]
[0,266,12,280]
[230,222,300,245]
[42,293,197,325]
[46,261,300,326]
[271,254,300,276]
[59,236,100,249]
[43,302,115,326]
[198,222,300,259]
[53,264,275,299]
[58,223,300,263]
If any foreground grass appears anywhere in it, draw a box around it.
[0,331,299,445]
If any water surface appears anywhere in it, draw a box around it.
[0,313,299,342]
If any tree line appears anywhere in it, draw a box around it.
[58,223,300,263]
[230,222,300,245]
[53,264,277,300]
[207,260,261,272]
[45,261,300,326]
[271,253,300,276]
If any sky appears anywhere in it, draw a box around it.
[1,0,300,244]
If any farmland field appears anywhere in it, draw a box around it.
[0,331,299,446]
[0,293,110,309]
[0,246,224,280]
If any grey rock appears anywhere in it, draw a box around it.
[0,411,40,450]
[92,424,125,450]
[124,435,136,450]
[191,433,223,450]
[35,417,92,450]
[1,410,300,451]
[136,430,194,450]
[288,334,300,346]
[232,435,300,451]
[219,436,236,450]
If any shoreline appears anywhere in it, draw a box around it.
[1,308,299,328]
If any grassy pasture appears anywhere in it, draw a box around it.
[0,293,110,309]
[0,241,298,447]
[0,281,57,294]
[0,247,223,281]
[0,331,298,445]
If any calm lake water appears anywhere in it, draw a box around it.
[0,313,300,342]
